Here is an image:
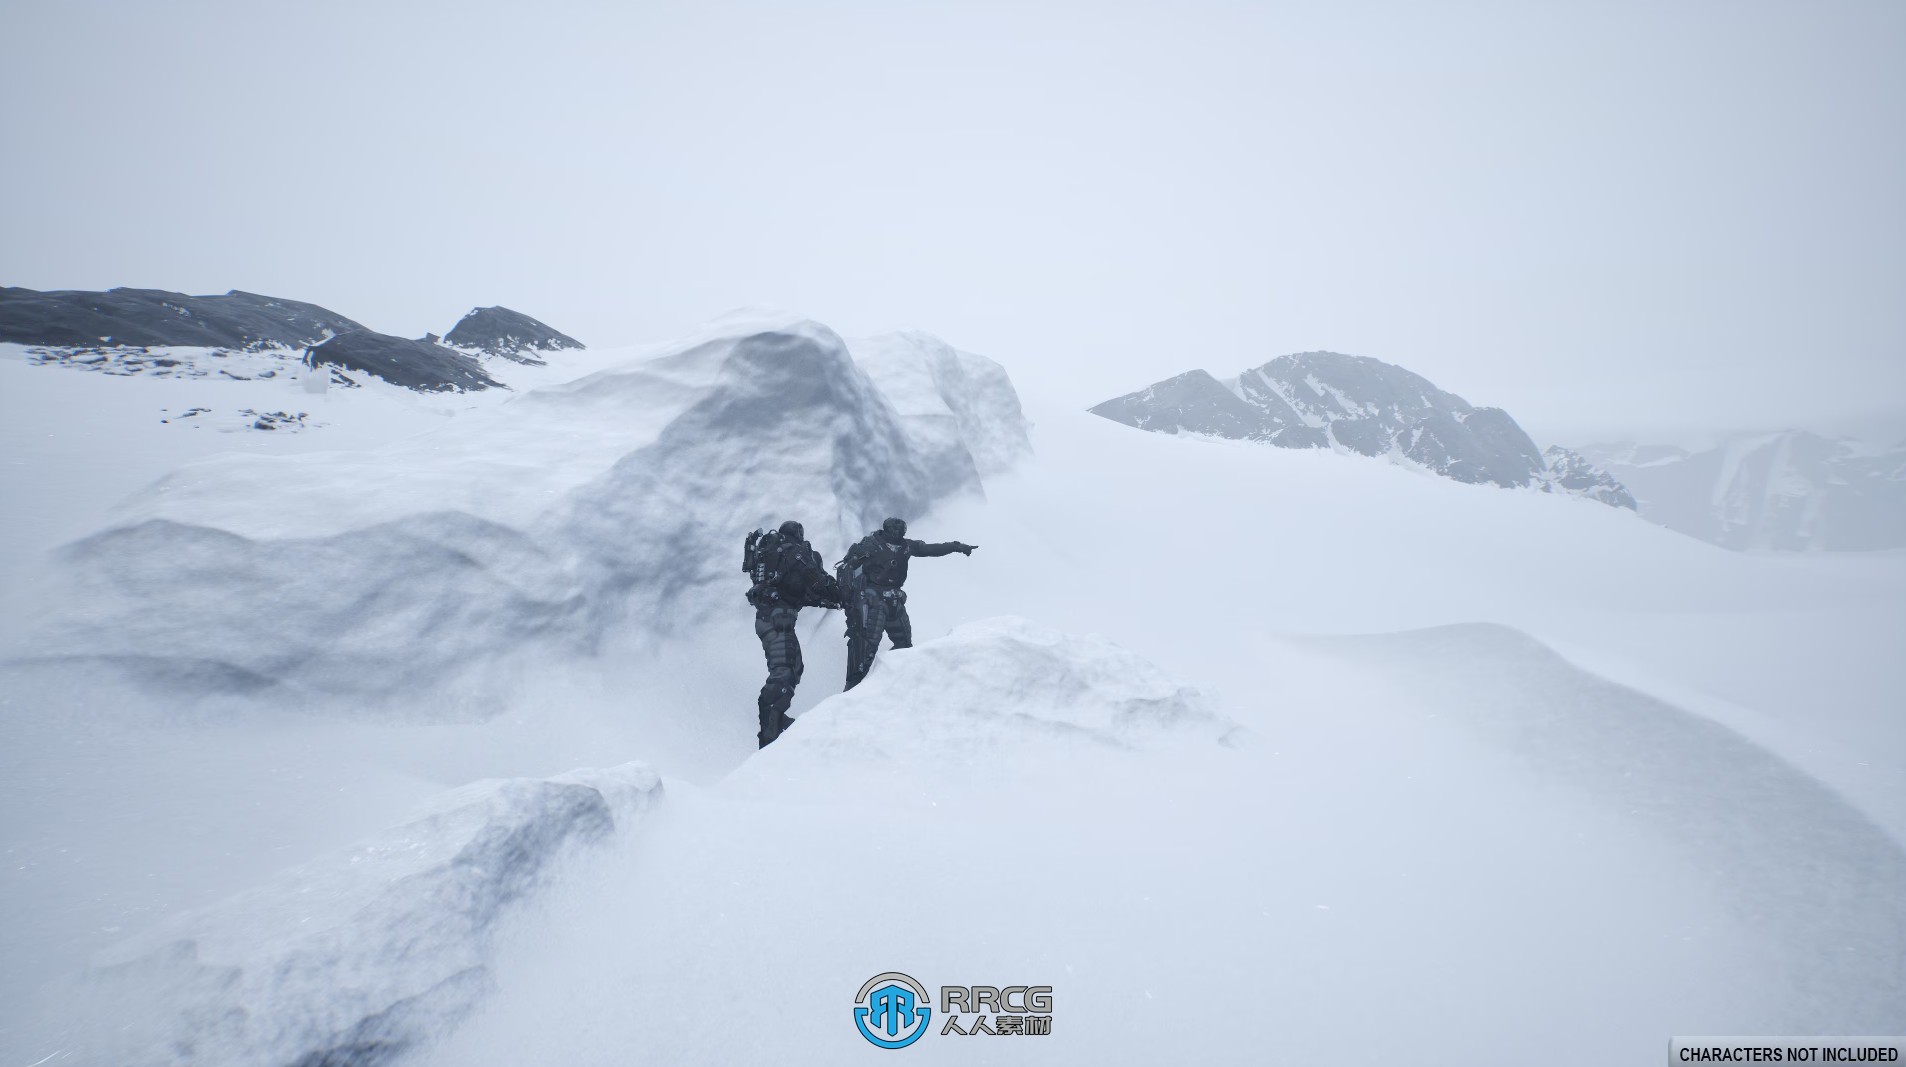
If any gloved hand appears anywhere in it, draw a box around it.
[957,543,977,555]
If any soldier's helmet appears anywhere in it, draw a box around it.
[778,519,805,541]
[881,517,907,540]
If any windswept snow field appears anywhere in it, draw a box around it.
[2,319,1901,1065]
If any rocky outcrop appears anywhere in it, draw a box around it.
[0,287,365,349]
[443,306,583,364]
[1541,446,1637,510]
[304,330,501,392]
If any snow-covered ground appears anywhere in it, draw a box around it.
[2,318,1901,1064]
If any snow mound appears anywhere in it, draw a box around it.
[77,762,660,1067]
[18,317,1031,713]
[730,616,1241,795]
[1311,623,1906,1031]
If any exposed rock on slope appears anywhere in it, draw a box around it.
[1541,445,1637,509]
[304,329,501,392]
[444,306,584,364]
[1092,351,1633,505]
[0,287,364,349]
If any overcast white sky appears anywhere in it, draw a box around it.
[3,0,1901,444]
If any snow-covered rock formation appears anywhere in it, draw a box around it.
[1540,445,1638,509]
[851,330,1033,480]
[78,763,660,1067]
[19,316,1033,713]
[1576,432,1906,550]
[443,306,584,364]
[1091,350,1633,505]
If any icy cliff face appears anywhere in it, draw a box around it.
[1577,431,1906,550]
[1092,350,1630,504]
[18,316,1032,712]
[77,763,660,1067]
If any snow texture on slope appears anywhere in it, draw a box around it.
[70,763,660,1067]
[0,287,365,349]
[1091,350,1635,502]
[1578,432,1906,550]
[16,317,1031,715]
[443,306,584,364]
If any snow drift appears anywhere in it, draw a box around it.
[68,762,660,1067]
[728,616,1242,798]
[15,316,1031,714]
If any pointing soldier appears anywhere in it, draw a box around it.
[837,517,976,689]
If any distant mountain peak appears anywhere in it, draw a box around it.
[1091,350,1631,507]
[1576,432,1906,550]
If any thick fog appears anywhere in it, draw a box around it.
[3,0,1902,443]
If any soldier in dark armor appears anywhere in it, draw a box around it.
[743,520,844,748]
[838,517,976,689]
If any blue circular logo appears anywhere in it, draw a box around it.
[853,972,933,1049]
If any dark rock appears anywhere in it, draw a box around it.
[0,287,365,349]
[304,331,501,393]
[443,306,583,363]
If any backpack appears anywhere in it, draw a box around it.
[744,528,785,589]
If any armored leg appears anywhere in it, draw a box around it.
[844,589,888,690]
[755,604,803,747]
[884,591,912,649]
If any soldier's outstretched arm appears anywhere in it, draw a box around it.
[909,539,976,557]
